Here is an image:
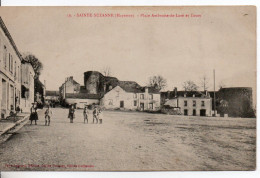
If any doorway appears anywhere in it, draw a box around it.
[120,101,124,108]
[184,109,188,116]
[200,109,206,116]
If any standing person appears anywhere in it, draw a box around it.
[29,102,38,125]
[98,109,103,124]
[44,105,52,126]
[83,105,89,124]
[68,104,75,123]
[93,106,98,124]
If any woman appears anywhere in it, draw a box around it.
[68,104,75,123]
[29,102,38,125]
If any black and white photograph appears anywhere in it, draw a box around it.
[0,6,256,172]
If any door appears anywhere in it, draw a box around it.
[200,109,206,116]
[140,103,144,111]
[120,101,124,108]
[1,79,7,111]
[184,109,188,116]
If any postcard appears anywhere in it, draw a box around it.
[0,6,256,171]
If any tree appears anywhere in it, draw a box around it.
[183,80,198,91]
[200,75,209,91]
[148,75,167,91]
[102,66,112,77]
[23,54,43,79]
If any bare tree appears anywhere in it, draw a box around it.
[183,80,198,91]
[200,75,209,91]
[102,66,112,77]
[148,75,167,91]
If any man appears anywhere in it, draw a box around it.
[68,104,75,123]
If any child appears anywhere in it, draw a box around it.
[45,105,52,126]
[83,105,89,124]
[98,109,103,124]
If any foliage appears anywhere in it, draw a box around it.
[148,75,167,91]
[182,80,198,91]
[23,54,43,79]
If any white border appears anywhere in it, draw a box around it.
[1,1,259,178]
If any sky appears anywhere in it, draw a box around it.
[0,7,256,101]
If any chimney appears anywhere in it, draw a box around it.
[174,87,177,97]
[205,90,208,96]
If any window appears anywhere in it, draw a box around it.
[184,100,187,106]
[201,101,205,107]
[108,99,113,105]
[134,100,137,106]
[14,61,17,78]
[193,100,196,107]
[149,94,153,100]
[149,103,153,110]
[11,55,13,73]
[9,54,11,72]
[17,66,20,82]
[3,46,7,69]
[133,93,137,98]
[193,109,196,116]
[140,94,144,99]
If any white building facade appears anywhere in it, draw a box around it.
[21,61,35,112]
[0,17,23,118]
[100,86,161,111]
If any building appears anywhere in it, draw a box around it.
[100,81,161,111]
[209,87,255,118]
[161,88,212,116]
[59,76,80,102]
[45,90,59,104]
[20,60,35,112]
[65,93,100,108]
[0,17,23,118]
[84,71,119,95]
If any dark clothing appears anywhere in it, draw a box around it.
[29,107,38,121]
[68,107,75,123]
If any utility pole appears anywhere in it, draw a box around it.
[213,69,216,116]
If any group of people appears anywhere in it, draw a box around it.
[68,104,103,124]
[29,102,103,126]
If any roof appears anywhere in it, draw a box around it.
[0,17,23,61]
[164,99,178,107]
[66,93,100,99]
[161,90,210,99]
[118,81,143,93]
[46,90,59,96]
